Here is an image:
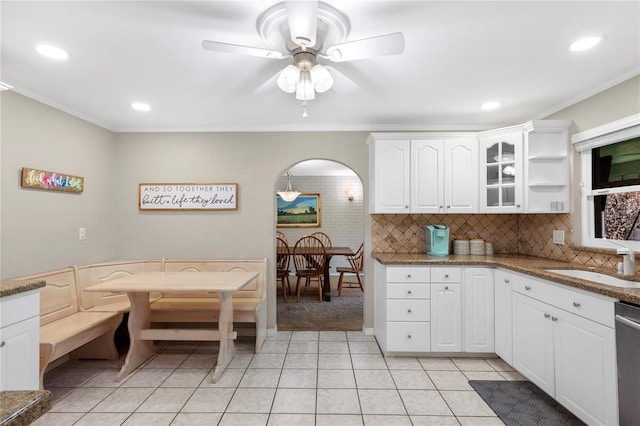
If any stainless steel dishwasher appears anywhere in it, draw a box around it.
[615,301,640,425]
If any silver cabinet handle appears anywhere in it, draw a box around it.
[439,205,443,209]
[0,341,5,348]
[505,279,510,283]
[407,334,412,339]
[407,290,412,295]
[444,286,449,290]
[405,205,409,209]
[525,286,531,291]
[552,316,558,322]
[516,204,521,208]
[573,302,581,308]
[407,274,412,279]
[444,274,449,278]
[447,205,451,209]
[407,309,412,313]
[544,313,550,319]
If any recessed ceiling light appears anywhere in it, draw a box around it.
[35,44,69,60]
[569,36,602,52]
[131,102,151,112]
[481,101,501,111]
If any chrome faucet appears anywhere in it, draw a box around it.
[616,247,636,277]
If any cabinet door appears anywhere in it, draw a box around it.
[444,138,478,213]
[464,268,495,352]
[494,269,513,364]
[431,283,462,352]
[553,309,617,426]
[0,317,40,390]
[479,132,523,213]
[411,140,445,213]
[512,293,555,396]
[372,140,410,213]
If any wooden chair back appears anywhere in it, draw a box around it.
[347,243,365,272]
[310,231,332,248]
[276,231,288,244]
[293,235,326,276]
[276,237,290,272]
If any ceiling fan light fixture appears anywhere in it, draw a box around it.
[310,64,333,93]
[296,70,315,100]
[277,64,300,93]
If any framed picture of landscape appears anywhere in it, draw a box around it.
[276,193,321,228]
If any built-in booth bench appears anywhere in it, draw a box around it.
[16,258,267,390]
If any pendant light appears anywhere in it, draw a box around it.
[277,171,301,202]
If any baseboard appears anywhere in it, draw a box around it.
[363,327,375,336]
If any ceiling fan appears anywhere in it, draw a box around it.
[202,1,405,116]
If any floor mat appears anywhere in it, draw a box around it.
[469,380,586,426]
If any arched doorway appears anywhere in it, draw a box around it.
[275,159,365,331]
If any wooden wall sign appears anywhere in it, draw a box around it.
[139,183,238,210]
[21,167,84,193]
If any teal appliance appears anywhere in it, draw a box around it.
[426,225,450,256]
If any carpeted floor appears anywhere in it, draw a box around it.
[276,275,363,331]
[469,380,586,426]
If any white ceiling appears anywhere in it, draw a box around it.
[2,1,639,133]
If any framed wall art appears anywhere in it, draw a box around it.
[276,193,321,228]
[139,183,237,210]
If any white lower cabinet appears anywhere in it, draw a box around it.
[463,268,494,352]
[494,269,513,364]
[0,290,40,391]
[512,278,617,426]
[431,283,461,351]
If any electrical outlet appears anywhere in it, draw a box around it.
[79,227,86,241]
[552,230,565,245]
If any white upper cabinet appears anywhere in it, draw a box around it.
[368,134,478,214]
[478,129,524,213]
[369,139,411,213]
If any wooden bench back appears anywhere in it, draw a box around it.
[74,260,163,310]
[161,259,266,299]
[16,268,79,326]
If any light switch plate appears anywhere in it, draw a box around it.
[79,227,86,241]
[553,230,565,245]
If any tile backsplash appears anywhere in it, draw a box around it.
[372,213,638,274]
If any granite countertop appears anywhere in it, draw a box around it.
[0,280,46,298]
[0,391,51,426]
[372,253,640,305]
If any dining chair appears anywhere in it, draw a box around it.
[311,231,332,248]
[276,231,288,244]
[276,237,291,302]
[292,235,326,302]
[337,243,364,296]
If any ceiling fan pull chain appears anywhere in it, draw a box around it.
[302,100,308,118]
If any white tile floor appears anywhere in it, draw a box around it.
[33,331,525,425]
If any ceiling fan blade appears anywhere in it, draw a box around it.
[255,70,281,94]
[325,66,358,94]
[285,1,318,48]
[202,40,286,59]
[324,32,405,62]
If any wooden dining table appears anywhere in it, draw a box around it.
[279,246,354,301]
[84,271,258,383]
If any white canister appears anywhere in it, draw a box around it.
[485,242,494,255]
[453,240,470,255]
[470,239,485,255]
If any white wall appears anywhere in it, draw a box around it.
[113,131,370,329]
[1,92,115,278]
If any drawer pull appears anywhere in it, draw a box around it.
[444,286,449,290]
[444,274,449,278]
[573,302,581,308]
[552,316,558,322]
[407,334,412,339]
[407,290,412,295]
[544,313,550,319]
[407,274,412,279]
[505,279,510,283]
[407,309,412,313]
[525,286,531,291]
[0,341,5,348]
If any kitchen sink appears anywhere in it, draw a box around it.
[545,269,640,288]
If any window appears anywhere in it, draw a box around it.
[573,114,640,251]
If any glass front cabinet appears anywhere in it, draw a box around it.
[479,131,523,213]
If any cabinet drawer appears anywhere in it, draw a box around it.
[513,276,614,328]
[0,291,39,327]
[387,300,430,321]
[386,267,430,283]
[387,283,430,299]
[387,322,430,352]
[431,267,461,283]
